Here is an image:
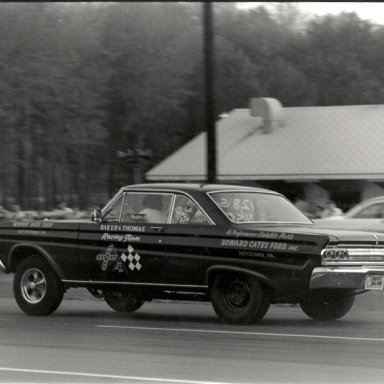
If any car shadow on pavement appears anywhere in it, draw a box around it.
[51,300,369,329]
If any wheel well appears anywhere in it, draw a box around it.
[10,247,48,273]
[207,267,277,293]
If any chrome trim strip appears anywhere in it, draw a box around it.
[119,193,127,222]
[62,280,208,289]
[167,194,176,223]
[207,189,278,195]
[349,248,384,256]
[324,261,384,266]
[101,189,124,218]
[314,266,384,274]
[0,259,6,272]
[336,244,384,249]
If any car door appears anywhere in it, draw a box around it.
[162,193,213,286]
[78,191,173,284]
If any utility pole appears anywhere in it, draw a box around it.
[117,149,152,184]
[203,2,216,183]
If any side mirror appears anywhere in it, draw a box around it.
[92,209,102,222]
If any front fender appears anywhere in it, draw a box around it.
[8,243,65,279]
[206,265,278,290]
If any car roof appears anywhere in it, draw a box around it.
[120,183,279,195]
[346,195,384,216]
[356,196,384,204]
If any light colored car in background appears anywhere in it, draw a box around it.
[315,196,384,232]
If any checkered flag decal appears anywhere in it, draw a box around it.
[121,245,142,271]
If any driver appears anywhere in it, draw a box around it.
[140,195,167,223]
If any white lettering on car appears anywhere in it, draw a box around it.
[225,229,295,241]
[221,239,299,252]
[101,233,140,242]
[100,224,145,232]
[17,230,47,236]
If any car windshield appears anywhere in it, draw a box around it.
[210,191,312,224]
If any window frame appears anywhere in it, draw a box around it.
[101,189,214,225]
[102,194,126,222]
[207,189,312,225]
[170,193,211,225]
[121,191,174,224]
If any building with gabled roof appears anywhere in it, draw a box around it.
[146,98,384,212]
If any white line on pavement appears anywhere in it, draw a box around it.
[0,367,246,384]
[96,325,384,342]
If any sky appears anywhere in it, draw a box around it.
[236,2,384,25]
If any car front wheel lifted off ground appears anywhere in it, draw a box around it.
[13,256,64,316]
[299,290,355,321]
[210,273,269,324]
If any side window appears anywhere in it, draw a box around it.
[103,195,124,222]
[121,193,172,224]
[353,203,384,219]
[171,194,210,225]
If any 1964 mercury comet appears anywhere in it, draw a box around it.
[1,183,384,324]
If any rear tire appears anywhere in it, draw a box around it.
[13,256,64,316]
[299,290,355,321]
[103,291,144,313]
[210,273,269,324]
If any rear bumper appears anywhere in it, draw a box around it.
[310,266,384,290]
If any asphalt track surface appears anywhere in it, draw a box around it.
[1,280,384,383]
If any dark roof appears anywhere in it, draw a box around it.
[121,183,279,194]
[146,103,384,181]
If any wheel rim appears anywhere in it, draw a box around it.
[20,267,47,304]
[225,279,250,309]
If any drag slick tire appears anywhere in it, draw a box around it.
[299,290,355,321]
[210,272,269,324]
[13,256,64,316]
[103,291,144,313]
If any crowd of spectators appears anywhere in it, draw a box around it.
[0,202,94,222]
[294,198,343,219]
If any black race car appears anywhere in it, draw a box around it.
[1,183,384,324]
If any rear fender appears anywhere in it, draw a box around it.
[8,243,64,279]
[206,265,278,290]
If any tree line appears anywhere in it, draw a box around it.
[1,2,384,210]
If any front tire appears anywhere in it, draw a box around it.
[210,273,269,324]
[13,256,64,316]
[103,291,144,313]
[299,290,355,321]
